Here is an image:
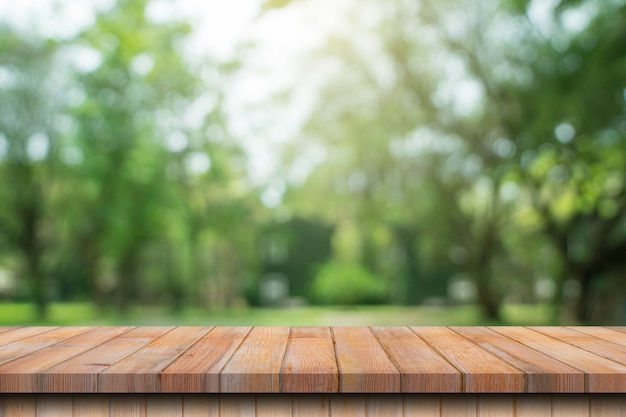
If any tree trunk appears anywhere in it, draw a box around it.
[116,251,138,315]
[474,270,502,321]
[20,197,47,321]
[394,225,420,305]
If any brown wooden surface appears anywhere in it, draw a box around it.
[0,326,626,393]
[219,327,290,393]
[332,327,400,392]
[0,393,624,416]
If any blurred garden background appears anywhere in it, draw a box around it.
[0,0,625,325]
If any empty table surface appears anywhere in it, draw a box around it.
[0,326,625,393]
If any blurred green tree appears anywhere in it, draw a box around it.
[0,28,63,319]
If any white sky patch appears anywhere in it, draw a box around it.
[69,45,103,73]
[260,179,286,208]
[0,66,17,89]
[185,151,211,174]
[0,134,7,160]
[555,122,576,143]
[164,130,189,153]
[527,0,559,37]
[26,132,50,161]
[0,0,113,40]
[431,53,485,117]
[130,54,155,76]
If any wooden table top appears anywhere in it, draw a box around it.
[0,326,625,393]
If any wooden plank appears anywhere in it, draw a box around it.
[440,394,476,417]
[606,326,626,334]
[410,327,524,393]
[371,327,461,392]
[145,394,182,417]
[1,394,36,417]
[332,327,400,392]
[514,394,551,417]
[477,394,513,416]
[450,326,584,392]
[0,327,58,347]
[0,327,86,366]
[291,328,331,338]
[403,394,440,417]
[329,394,366,417]
[256,394,292,416]
[366,394,402,417]
[161,327,250,393]
[109,394,146,417]
[219,394,255,416]
[590,394,626,417]
[182,394,219,417]
[0,327,125,393]
[40,326,170,393]
[0,326,19,338]
[99,327,209,392]
[553,394,589,417]
[72,395,109,417]
[532,326,626,365]
[568,327,626,346]
[35,395,73,417]
[293,395,329,417]
[280,331,338,393]
[491,327,626,392]
[220,327,290,393]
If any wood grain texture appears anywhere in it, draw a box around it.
[371,327,461,392]
[219,394,255,416]
[73,395,108,417]
[477,394,513,417]
[1,394,36,417]
[162,327,250,393]
[99,327,209,392]
[329,394,366,416]
[590,394,626,417]
[332,327,400,392]
[109,394,146,417]
[514,394,551,417]
[450,326,583,392]
[567,326,626,346]
[182,395,219,417]
[1,326,626,396]
[0,327,87,368]
[256,395,292,416]
[403,394,440,417]
[35,396,72,417]
[553,394,589,417]
[2,393,626,416]
[531,326,626,365]
[146,394,183,417]
[280,335,338,393]
[440,394,476,417]
[220,327,290,393]
[0,327,124,393]
[291,328,331,338]
[39,326,161,393]
[292,394,330,417]
[366,394,402,417]
[491,327,626,392]
[0,327,62,352]
[410,327,524,393]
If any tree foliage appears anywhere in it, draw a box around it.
[1,0,625,323]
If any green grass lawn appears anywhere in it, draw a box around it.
[0,302,555,326]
